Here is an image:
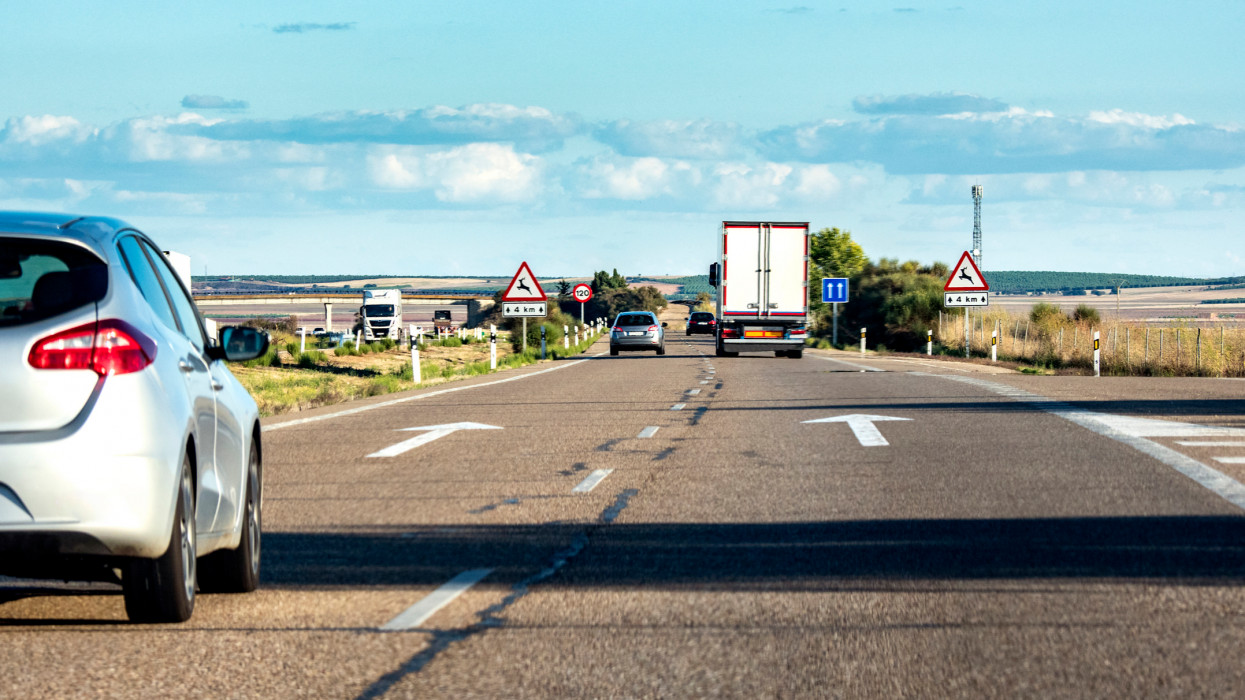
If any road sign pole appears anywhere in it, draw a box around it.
[832,303,838,347]
[964,310,970,358]
[522,317,527,353]
[580,301,584,326]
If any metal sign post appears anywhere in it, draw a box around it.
[822,278,848,347]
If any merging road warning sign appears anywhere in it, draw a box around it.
[943,251,989,307]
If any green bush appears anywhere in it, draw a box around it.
[296,351,328,368]
[1073,304,1101,324]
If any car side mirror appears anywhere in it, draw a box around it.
[209,326,270,362]
[661,322,668,328]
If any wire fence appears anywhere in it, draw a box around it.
[936,310,1245,377]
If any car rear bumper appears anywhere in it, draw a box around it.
[0,376,181,564]
[610,334,662,350]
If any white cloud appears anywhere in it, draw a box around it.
[3,115,94,146]
[593,119,744,159]
[368,143,544,203]
[576,156,699,200]
[1087,109,1195,130]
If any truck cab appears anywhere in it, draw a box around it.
[360,289,403,342]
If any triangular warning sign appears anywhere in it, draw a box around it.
[944,251,989,291]
[501,261,547,301]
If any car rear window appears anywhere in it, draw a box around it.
[0,238,107,328]
[691,313,714,321]
[616,314,653,326]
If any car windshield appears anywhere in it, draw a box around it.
[363,304,395,317]
[434,311,452,320]
[0,238,108,328]
[616,314,653,326]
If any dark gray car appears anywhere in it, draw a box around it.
[609,311,666,355]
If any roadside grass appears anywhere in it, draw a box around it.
[232,330,602,417]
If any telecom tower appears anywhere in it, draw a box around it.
[971,185,983,269]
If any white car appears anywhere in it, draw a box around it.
[0,212,269,622]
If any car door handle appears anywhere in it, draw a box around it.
[211,379,225,391]
[178,360,195,373]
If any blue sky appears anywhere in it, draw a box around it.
[2,1,1243,277]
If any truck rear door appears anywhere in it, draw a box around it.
[765,223,809,318]
[721,222,763,318]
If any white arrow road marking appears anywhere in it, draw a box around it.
[368,422,503,458]
[381,568,494,631]
[802,414,912,447]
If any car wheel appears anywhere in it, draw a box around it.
[788,348,803,359]
[124,451,196,623]
[199,440,261,593]
[610,346,619,356]
[657,345,665,355]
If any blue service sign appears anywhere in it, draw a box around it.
[822,278,849,303]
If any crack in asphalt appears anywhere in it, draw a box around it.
[355,489,639,699]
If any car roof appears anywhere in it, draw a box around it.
[0,211,140,260]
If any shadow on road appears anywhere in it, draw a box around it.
[261,515,1245,590]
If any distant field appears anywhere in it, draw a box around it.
[993,285,1245,323]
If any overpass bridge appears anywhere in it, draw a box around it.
[193,293,497,330]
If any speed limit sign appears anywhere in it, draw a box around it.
[572,283,593,303]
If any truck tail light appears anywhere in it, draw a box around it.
[789,327,807,338]
[29,320,157,376]
[721,327,740,339]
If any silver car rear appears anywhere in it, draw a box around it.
[0,212,269,622]
[609,311,666,355]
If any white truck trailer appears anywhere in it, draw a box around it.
[360,289,403,342]
[708,221,809,358]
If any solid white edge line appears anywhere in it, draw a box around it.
[380,568,494,631]
[638,426,659,438]
[1178,441,1245,447]
[263,358,591,432]
[1214,457,1245,465]
[572,469,614,493]
[670,404,686,411]
[910,373,1245,512]
[809,354,886,372]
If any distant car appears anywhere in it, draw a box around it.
[610,311,666,355]
[686,311,717,336]
[0,212,270,623]
[312,327,326,337]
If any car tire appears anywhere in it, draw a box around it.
[198,440,261,594]
[123,452,196,623]
[657,345,665,355]
[788,348,803,359]
[610,346,619,356]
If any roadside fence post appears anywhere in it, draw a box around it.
[1126,328,1131,369]
[1023,321,1030,357]
[411,344,420,384]
[299,328,306,354]
[356,330,362,348]
[563,325,569,349]
[1197,328,1202,373]
[1093,330,1101,377]
[991,330,997,363]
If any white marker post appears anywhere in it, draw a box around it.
[489,325,497,370]
[1093,330,1101,377]
[860,328,866,355]
[408,324,415,349]
[299,328,307,354]
[575,326,581,345]
[411,344,421,383]
[927,329,933,356]
[991,330,998,363]
[356,330,362,348]
[563,325,569,349]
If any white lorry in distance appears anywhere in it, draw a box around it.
[360,289,403,342]
[708,221,809,358]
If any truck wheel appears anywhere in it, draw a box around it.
[198,440,261,593]
[124,452,196,623]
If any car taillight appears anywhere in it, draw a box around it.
[647,325,659,332]
[612,326,623,332]
[29,320,157,376]
[709,320,716,325]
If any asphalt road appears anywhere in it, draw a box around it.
[5,335,1245,698]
